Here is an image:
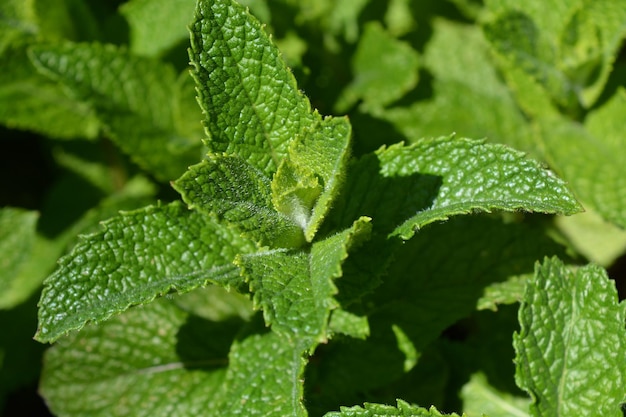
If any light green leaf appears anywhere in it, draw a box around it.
[29,42,202,180]
[173,154,304,248]
[483,0,626,111]
[384,0,415,37]
[216,331,307,416]
[555,208,626,267]
[0,44,100,139]
[0,0,37,53]
[40,297,235,417]
[272,116,352,242]
[539,88,626,229]
[279,0,370,47]
[0,208,41,309]
[461,373,530,417]
[325,400,467,417]
[328,308,370,340]
[377,19,535,155]
[334,136,581,240]
[336,22,419,112]
[36,202,256,343]
[237,217,371,347]
[189,0,317,175]
[514,257,626,417]
[477,275,527,311]
[120,0,195,57]
[172,71,206,148]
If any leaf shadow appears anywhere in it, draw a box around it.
[326,150,443,239]
[314,214,575,414]
[175,315,246,371]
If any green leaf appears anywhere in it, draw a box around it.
[272,116,352,242]
[483,0,626,111]
[328,308,370,340]
[0,44,100,139]
[539,88,626,228]
[120,0,195,57]
[173,154,304,248]
[29,42,202,180]
[369,215,572,357]
[325,400,467,417]
[514,257,626,417]
[40,297,236,417]
[0,295,46,411]
[190,0,317,175]
[336,21,419,112]
[215,330,307,416]
[36,202,256,343]
[477,275,527,311]
[377,19,535,155]
[461,373,530,417]
[0,208,39,309]
[237,217,371,347]
[555,208,626,267]
[0,0,37,53]
[333,136,581,240]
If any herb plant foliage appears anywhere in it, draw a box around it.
[1,0,626,416]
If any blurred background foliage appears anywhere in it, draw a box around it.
[1,0,625,415]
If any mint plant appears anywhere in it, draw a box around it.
[2,0,626,416]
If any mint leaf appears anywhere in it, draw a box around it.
[328,308,370,340]
[190,0,317,175]
[334,136,581,239]
[0,44,100,139]
[477,276,527,311]
[29,42,202,180]
[555,208,626,266]
[336,21,419,112]
[483,0,626,111]
[216,330,307,416]
[40,297,235,417]
[325,400,466,417]
[377,19,535,155]
[540,88,626,228]
[237,217,371,347]
[272,116,352,241]
[371,215,571,356]
[461,373,530,417]
[0,208,39,309]
[120,0,195,57]
[515,257,626,417]
[173,154,304,248]
[36,202,256,343]
[0,0,37,53]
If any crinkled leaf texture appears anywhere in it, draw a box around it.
[35,202,256,343]
[190,0,317,175]
[173,154,305,248]
[333,135,582,239]
[237,217,372,348]
[515,257,626,417]
[40,298,231,417]
[325,400,467,417]
[42,295,310,417]
[188,0,351,243]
